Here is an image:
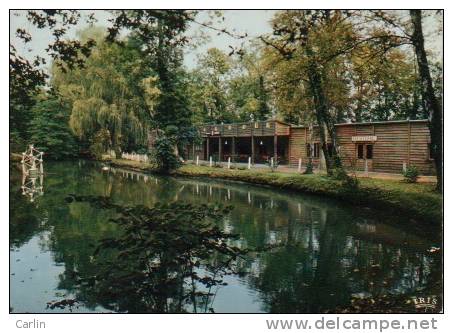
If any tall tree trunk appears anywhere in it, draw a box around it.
[410,10,442,192]
[114,146,122,160]
[112,133,122,159]
[306,58,343,175]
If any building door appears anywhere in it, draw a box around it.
[356,143,374,171]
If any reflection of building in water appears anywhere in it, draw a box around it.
[356,222,377,233]
[20,145,44,202]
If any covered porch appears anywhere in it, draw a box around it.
[201,135,289,165]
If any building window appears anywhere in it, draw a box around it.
[358,144,373,159]
[306,144,311,157]
[266,122,271,128]
[228,125,232,130]
[254,122,259,129]
[313,143,320,158]
[366,144,373,159]
[242,124,247,129]
[357,144,364,159]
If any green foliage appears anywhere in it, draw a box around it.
[52,28,155,156]
[329,167,359,189]
[228,47,272,121]
[10,11,99,152]
[188,48,234,123]
[151,132,181,173]
[89,129,112,160]
[64,194,248,313]
[262,11,437,125]
[350,48,424,121]
[304,159,314,174]
[188,46,272,124]
[403,165,419,183]
[28,95,79,160]
[133,18,197,162]
[9,46,46,152]
[9,131,27,154]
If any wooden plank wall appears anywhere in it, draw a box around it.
[289,128,306,167]
[276,122,291,136]
[236,123,252,136]
[289,127,322,168]
[409,122,434,174]
[336,125,356,168]
[372,123,408,173]
[261,121,276,136]
[288,121,435,174]
[198,121,284,138]
[222,124,236,137]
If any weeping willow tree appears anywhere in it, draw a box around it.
[52,27,160,157]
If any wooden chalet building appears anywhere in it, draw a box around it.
[185,119,435,175]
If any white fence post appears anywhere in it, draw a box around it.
[248,157,251,169]
[121,152,148,163]
[298,158,302,172]
[227,157,231,169]
[209,156,212,167]
[403,162,407,173]
[196,155,199,166]
[364,159,369,177]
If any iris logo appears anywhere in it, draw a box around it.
[413,296,438,312]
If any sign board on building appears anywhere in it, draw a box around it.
[351,135,377,142]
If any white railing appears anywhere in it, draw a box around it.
[121,152,149,163]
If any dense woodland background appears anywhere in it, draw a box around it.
[9,10,443,188]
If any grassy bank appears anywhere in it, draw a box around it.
[109,159,442,225]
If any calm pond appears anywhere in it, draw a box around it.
[10,160,441,313]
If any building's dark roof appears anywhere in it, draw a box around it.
[291,119,429,128]
[198,119,428,129]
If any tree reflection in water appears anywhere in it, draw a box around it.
[63,195,251,313]
[243,205,441,313]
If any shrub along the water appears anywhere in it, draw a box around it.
[403,165,420,183]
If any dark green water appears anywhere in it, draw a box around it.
[10,160,441,313]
